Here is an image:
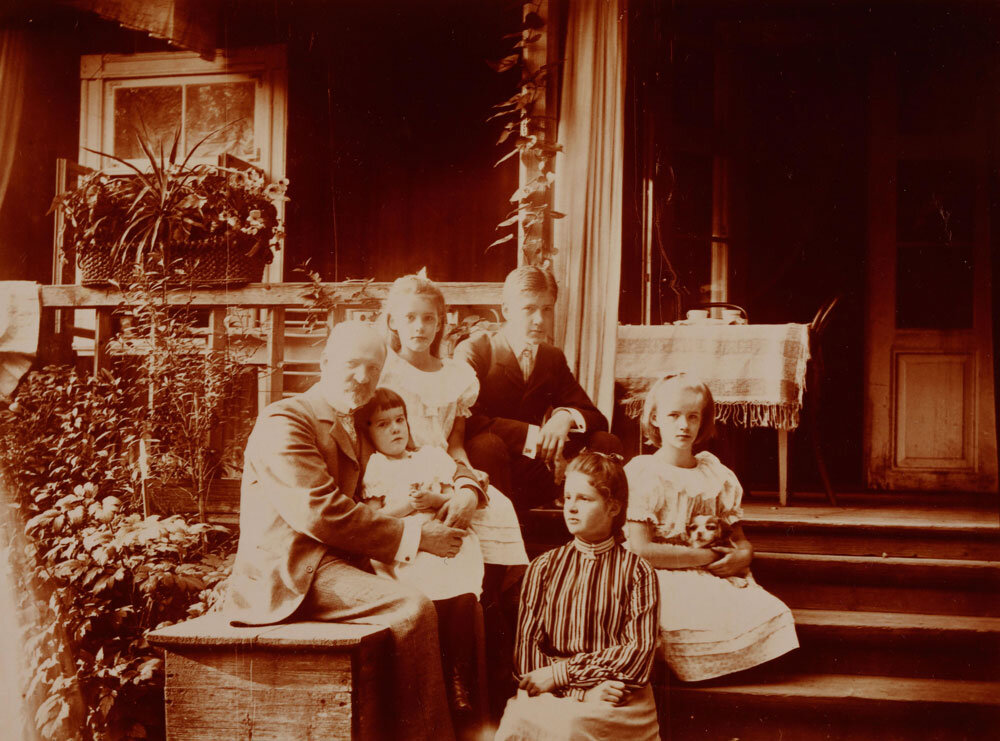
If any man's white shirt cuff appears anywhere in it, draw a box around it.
[394,518,422,564]
[522,424,540,458]
[522,409,586,459]
[555,407,587,432]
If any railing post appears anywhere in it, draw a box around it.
[93,307,112,376]
[260,307,285,408]
[207,307,227,352]
[207,307,228,462]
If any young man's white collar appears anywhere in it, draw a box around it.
[501,324,538,364]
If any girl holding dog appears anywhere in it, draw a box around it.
[624,372,798,682]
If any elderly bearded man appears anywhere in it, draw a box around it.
[226,321,476,741]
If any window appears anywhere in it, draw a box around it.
[109,77,260,164]
[79,46,287,275]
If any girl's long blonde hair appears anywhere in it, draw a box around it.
[383,273,447,357]
[640,372,716,447]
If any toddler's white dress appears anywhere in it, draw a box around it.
[379,349,528,565]
[362,447,484,600]
[624,451,799,681]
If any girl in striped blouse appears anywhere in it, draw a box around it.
[495,452,662,741]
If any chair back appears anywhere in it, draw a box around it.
[810,296,839,338]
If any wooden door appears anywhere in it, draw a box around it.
[865,51,998,492]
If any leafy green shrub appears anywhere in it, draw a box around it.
[0,367,235,740]
[113,273,259,521]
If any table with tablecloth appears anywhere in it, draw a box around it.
[615,323,811,504]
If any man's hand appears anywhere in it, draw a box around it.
[418,520,465,558]
[582,680,627,705]
[537,410,573,465]
[705,545,753,577]
[518,666,558,697]
[434,486,478,529]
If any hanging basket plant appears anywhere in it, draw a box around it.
[51,128,288,287]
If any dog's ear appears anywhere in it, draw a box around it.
[717,518,732,541]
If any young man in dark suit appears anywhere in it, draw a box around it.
[454,266,623,515]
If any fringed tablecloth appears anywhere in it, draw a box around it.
[616,323,811,430]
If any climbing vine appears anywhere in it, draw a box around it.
[489,3,563,269]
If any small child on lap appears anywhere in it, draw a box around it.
[357,387,484,600]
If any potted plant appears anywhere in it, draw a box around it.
[51,130,288,286]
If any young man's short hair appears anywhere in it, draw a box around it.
[502,266,558,305]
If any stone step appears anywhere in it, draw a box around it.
[784,609,1000,680]
[665,673,1000,741]
[753,552,1000,616]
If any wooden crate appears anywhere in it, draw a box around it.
[148,614,390,740]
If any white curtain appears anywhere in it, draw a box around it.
[0,30,27,217]
[552,0,627,421]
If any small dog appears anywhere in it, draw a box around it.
[684,514,729,549]
[684,515,753,588]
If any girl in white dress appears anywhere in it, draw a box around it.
[357,387,484,600]
[378,274,528,566]
[624,372,798,682]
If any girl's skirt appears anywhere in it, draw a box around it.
[495,684,660,741]
[470,485,529,566]
[655,567,798,681]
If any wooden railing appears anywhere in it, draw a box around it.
[38,281,503,410]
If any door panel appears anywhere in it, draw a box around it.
[894,352,974,469]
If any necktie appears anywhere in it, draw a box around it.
[518,346,534,381]
[337,411,359,453]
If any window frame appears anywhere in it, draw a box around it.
[79,45,288,279]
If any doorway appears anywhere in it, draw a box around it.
[865,40,998,492]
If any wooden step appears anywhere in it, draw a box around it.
[744,519,1000,561]
[753,553,1000,616]
[742,502,1000,560]
[785,609,1000,680]
[521,504,1000,561]
[666,673,1000,741]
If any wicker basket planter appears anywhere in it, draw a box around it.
[52,131,287,290]
[78,241,270,288]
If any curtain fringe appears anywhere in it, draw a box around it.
[620,396,801,430]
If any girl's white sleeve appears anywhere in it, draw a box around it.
[361,453,391,505]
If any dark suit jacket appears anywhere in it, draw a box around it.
[226,384,405,626]
[454,331,608,455]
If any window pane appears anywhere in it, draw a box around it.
[895,160,975,329]
[896,160,975,244]
[186,82,256,159]
[896,244,974,329]
[113,85,182,159]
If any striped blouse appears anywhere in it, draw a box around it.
[514,535,659,700]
